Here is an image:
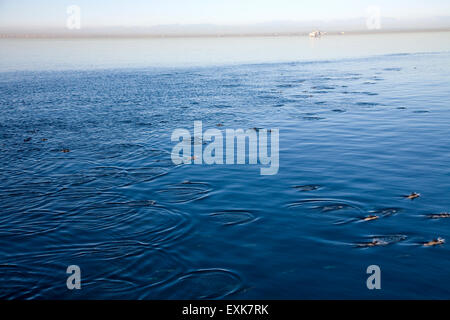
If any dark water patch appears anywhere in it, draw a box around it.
[385,53,411,57]
[221,84,241,88]
[383,67,402,71]
[316,203,355,213]
[312,85,335,90]
[106,199,157,207]
[303,116,326,121]
[278,98,297,104]
[290,94,312,99]
[312,76,333,81]
[293,185,322,192]
[343,76,362,81]
[356,102,382,107]
[287,199,365,220]
[342,90,373,95]
[208,210,258,226]
[332,109,346,113]
[276,83,296,88]
[343,72,362,77]
[136,121,153,127]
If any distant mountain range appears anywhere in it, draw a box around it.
[2,16,450,37]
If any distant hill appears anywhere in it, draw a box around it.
[2,16,450,37]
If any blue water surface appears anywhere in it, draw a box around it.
[0,51,450,299]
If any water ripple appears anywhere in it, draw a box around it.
[208,210,258,226]
[155,268,243,299]
[156,181,212,204]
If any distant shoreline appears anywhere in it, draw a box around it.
[1,28,449,39]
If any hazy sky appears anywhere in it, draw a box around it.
[1,0,450,28]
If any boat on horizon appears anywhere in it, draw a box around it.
[309,30,326,38]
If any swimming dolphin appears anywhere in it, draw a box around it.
[423,237,445,247]
[403,192,420,200]
[427,213,450,219]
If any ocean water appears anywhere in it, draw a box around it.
[1,33,450,299]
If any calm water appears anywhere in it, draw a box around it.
[1,33,450,299]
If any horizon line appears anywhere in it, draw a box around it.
[1,28,450,39]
